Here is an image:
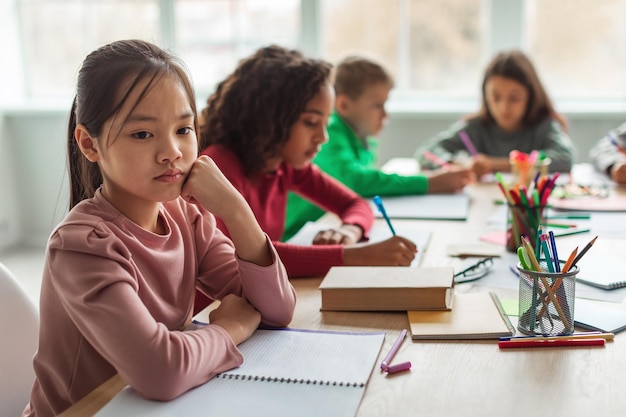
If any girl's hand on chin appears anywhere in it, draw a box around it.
[181,156,249,220]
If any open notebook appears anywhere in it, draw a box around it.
[574,254,626,290]
[574,298,626,333]
[95,328,384,417]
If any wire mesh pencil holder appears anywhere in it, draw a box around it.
[517,262,578,336]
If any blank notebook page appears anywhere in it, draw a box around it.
[95,329,385,417]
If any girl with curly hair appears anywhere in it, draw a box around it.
[196,45,417,312]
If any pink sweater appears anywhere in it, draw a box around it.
[23,190,296,417]
[201,145,374,277]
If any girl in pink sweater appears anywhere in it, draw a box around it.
[23,40,295,417]
[196,46,417,312]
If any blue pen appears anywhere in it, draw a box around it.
[548,230,560,272]
[372,195,396,236]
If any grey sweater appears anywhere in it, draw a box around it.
[415,117,575,172]
[589,122,626,176]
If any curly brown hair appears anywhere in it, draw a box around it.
[199,45,332,176]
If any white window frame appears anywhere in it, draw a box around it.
[4,0,626,115]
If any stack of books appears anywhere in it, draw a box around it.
[319,266,514,340]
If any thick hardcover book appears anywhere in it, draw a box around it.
[319,266,454,311]
[407,292,515,340]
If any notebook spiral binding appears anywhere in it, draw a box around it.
[215,373,364,387]
[608,281,626,289]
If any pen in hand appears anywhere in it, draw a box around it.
[373,195,396,236]
[459,130,478,156]
[607,134,626,157]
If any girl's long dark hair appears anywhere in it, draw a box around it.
[469,49,568,132]
[68,39,198,209]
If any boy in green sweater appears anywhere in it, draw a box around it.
[284,56,473,240]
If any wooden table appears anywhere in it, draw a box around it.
[61,183,626,417]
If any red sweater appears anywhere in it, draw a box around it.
[201,144,374,277]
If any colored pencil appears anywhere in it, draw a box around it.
[571,236,598,267]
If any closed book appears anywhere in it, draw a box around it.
[319,266,454,312]
[407,292,515,340]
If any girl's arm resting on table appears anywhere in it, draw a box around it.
[471,154,510,176]
[312,223,363,245]
[414,122,468,169]
[49,243,245,401]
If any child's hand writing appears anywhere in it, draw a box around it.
[427,168,475,193]
[470,154,495,178]
[312,224,363,245]
[209,294,262,345]
[343,236,417,266]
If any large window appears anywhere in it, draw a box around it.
[12,0,626,106]
[18,0,161,98]
[322,0,488,98]
[175,0,300,94]
[526,0,626,100]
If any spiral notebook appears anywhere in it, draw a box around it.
[575,256,626,290]
[95,328,385,417]
[574,298,626,333]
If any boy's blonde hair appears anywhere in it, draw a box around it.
[334,56,394,99]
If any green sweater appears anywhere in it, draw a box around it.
[283,112,428,241]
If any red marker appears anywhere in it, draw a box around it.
[498,338,605,349]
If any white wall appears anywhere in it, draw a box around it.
[1,110,70,249]
[0,116,16,251]
[0,0,23,251]
[1,108,623,249]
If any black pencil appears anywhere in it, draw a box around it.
[571,235,598,267]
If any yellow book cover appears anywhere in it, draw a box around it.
[407,292,514,340]
[319,266,454,312]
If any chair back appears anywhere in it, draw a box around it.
[0,262,39,417]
